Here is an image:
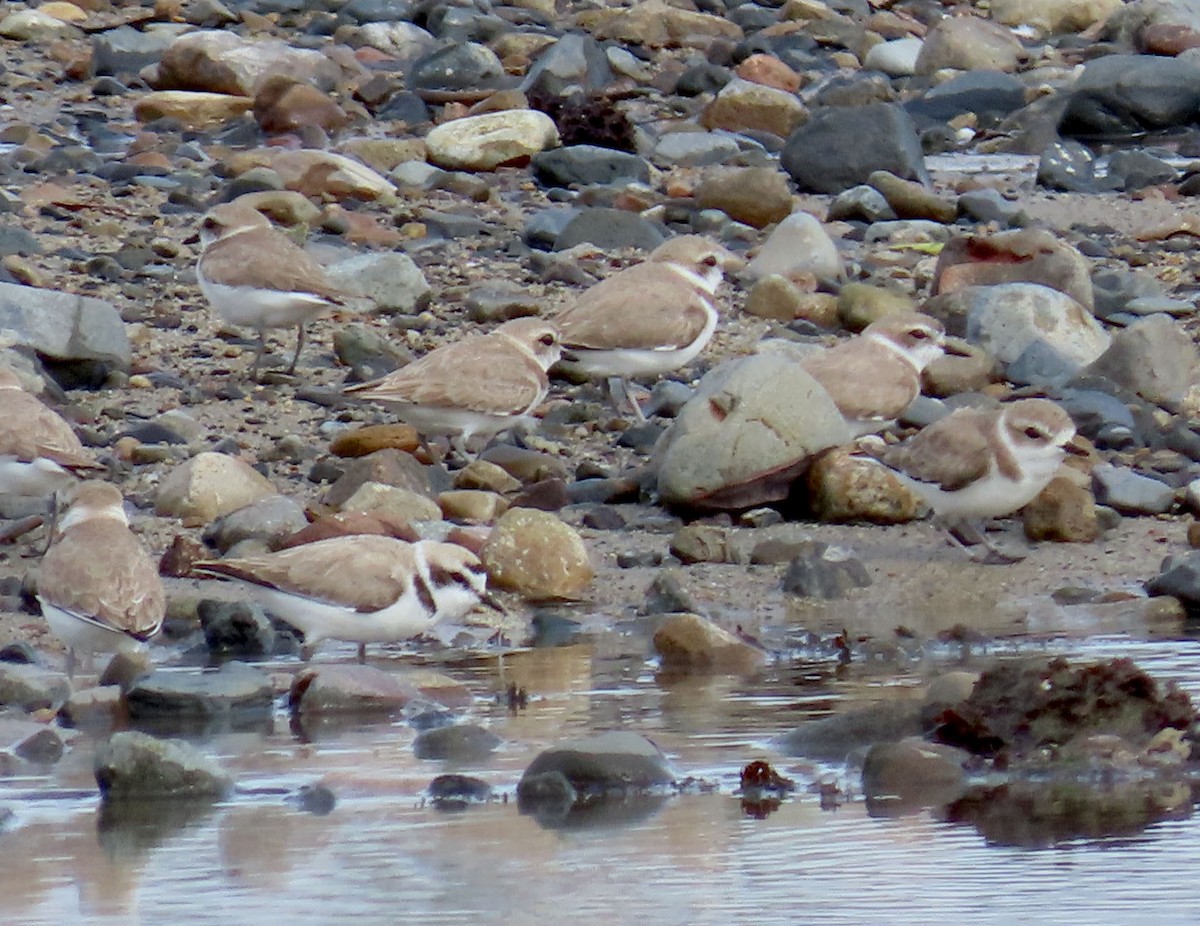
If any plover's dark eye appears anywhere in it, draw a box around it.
[701,254,719,268]
[910,329,928,340]
[1024,426,1043,440]
[539,333,557,347]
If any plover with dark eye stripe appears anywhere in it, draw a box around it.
[37,481,165,678]
[196,200,344,381]
[860,398,1077,563]
[192,536,492,662]
[0,366,103,498]
[344,317,561,459]
[801,312,946,437]
[553,235,744,419]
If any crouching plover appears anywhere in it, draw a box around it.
[553,235,743,419]
[196,200,344,381]
[193,536,492,662]
[860,398,1076,563]
[0,366,103,499]
[37,481,165,677]
[801,313,945,436]
[344,318,561,459]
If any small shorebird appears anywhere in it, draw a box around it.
[553,235,743,419]
[37,481,165,677]
[0,366,103,498]
[196,200,343,381]
[192,536,492,662]
[860,398,1077,563]
[344,317,561,459]
[801,313,946,436]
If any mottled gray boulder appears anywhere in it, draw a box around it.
[517,731,676,805]
[905,70,1026,128]
[0,282,131,370]
[408,42,507,97]
[0,717,64,766]
[1147,551,1200,608]
[961,283,1110,367]
[324,251,429,314]
[125,663,274,721]
[1060,55,1200,138]
[1085,314,1200,408]
[656,354,854,510]
[95,731,232,799]
[198,600,277,658]
[781,103,927,194]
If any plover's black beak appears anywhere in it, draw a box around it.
[1064,434,1091,457]
[940,335,975,357]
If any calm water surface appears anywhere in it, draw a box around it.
[3,633,1200,926]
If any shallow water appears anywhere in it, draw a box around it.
[3,629,1200,926]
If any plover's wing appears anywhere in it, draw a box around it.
[0,392,100,471]
[196,536,423,613]
[200,227,343,302]
[555,265,712,351]
[864,411,993,492]
[802,340,918,423]
[348,336,548,416]
[39,522,164,637]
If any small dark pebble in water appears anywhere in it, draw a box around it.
[285,784,337,816]
[428,774,492,811]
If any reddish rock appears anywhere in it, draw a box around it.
[278,511,418,548]
[253,75,350,135]
[735,53,801,92]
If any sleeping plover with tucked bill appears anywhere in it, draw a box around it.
[0,366,103,499]
[860,398,1077,563]
[193,536,492,662]
[344,317,561,459]
[801,313,945,436]
[196,200,344,381]
[553,235,744,419]
[37,481,165,677]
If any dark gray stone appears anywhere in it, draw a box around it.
[1060,55,1200,138]
[289,664,415,715]
[199,600,276,658]
[521,33,613,99]
[781,103,927,194]
[428,773,492,808]
[1005,340,1082,387]
[1147,551,1200,606]
[414,723,502,761]
[905,70,1025,128]
[407,42,506,96]
[776,702,922,761]
[0,224,42,257]
[552,207,667,252]
[533,145,652,188]
[1106,149,1178,191]
[1037,139,1098,193]
[517,731,676,800]
[781,541,872,598]
[92,25,175,76]
[0,282,130,369]
[94,731,232,799]
[1092,464,1175,515]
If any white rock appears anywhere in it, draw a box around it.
[864,38,923,77]
[965,282,1110,366]
[425,111,560,171]
[744,212,843,282]
[155,452,278,526]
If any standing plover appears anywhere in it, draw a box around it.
[345,317,561,458]
[861,398,1076,563]
[37,481,165,676]
[196,200,343,380]
[553,235,743,418]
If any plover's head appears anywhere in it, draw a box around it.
[649,235,745,291]
[1001,399,1076,458]
[495,318,563,372]
[864,312,946,372]
[199,201,273,248]
[416,541,490,618]
[56,480,129,535]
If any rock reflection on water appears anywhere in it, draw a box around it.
[3,639,1200,923]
